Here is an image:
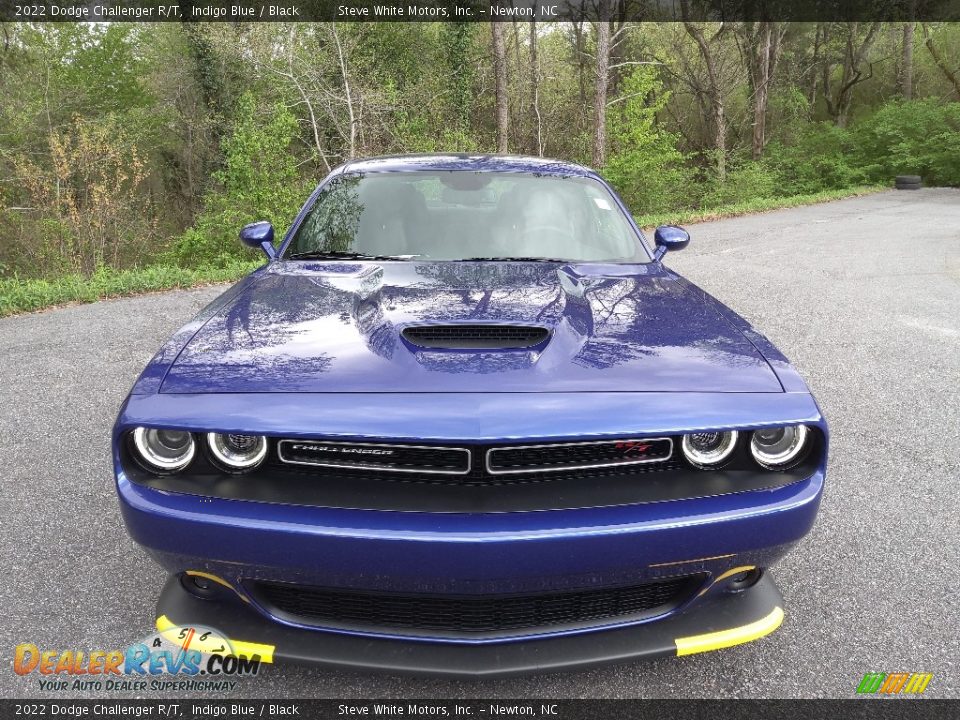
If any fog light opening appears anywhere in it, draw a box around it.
[181,573,222,599]
[725,568,763,593]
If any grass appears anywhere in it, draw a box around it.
[633,184,887,229]
[0,184,888,318]
[0,259,260,318]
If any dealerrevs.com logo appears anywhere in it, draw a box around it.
[13,624,263,692]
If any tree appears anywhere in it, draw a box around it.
[922,23,960,99]
[738,21,785,159]
[529,20,542,156]
[821,22,881,127]
[13,115,151,276]
[592,4,611,167]
[491,21,509,153]
[443,23,474,138]
[679,4,731,177]
[900,22,915,99]
[174,93,307,265]
[604,67,686,212]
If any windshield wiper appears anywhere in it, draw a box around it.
[288,251,417,261]
[457,256,571,263]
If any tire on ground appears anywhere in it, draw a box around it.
[895,175,922,190]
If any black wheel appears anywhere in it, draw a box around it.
[895,181,922,190]
[895,175,922,184]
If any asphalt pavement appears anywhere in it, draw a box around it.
[1,189,958,698]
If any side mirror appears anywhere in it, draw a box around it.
[240,221,277,260]
[653,225,690,260]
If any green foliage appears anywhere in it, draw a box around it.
[603,68,690,213]
[441,23,476,133]
[633,185,885,229]
[853,100,960,186]
[47,24,151,118]
[172,93,309,266]
[764,101,960,192]
[700,161,778,207]
[4,21,957,317]
[763,122,867,196]
[0,260,260,318]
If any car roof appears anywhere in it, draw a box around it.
[340,154,598,179]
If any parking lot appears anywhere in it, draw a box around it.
[1,189,958,698]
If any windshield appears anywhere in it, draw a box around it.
[284,171,648,263]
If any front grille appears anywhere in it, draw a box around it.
[253,576,699,636]
[277,440,470,475]
[402,324,549,349]
[487,438,673,474]
[276,438,676,481]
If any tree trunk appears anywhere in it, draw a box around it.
[827,22,880,128]
[512,19,523,146]
[921,24,960,98]
[808,23,823,108]
[572,22,588,118]
[681,5,726,178]
[754,22,784,159]
[901,22,915,99]
[750,23,773,160]
[592,15,611,168]
[331,24,357,159]
[491,21,509,154]
[529,20,542,156]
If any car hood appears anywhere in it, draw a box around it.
[159,261,783,394]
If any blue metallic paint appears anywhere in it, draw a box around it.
[653,225,691,260]
[114,155,828,656]
[155,261,785,395]
[116,459,822,644]
[239,220,277,260]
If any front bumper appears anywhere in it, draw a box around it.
[116,390,826,672]
[119,469,823,599]
[156,570,785,677]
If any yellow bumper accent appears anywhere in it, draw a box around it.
[674,606,784,656]
[155,614,275,663]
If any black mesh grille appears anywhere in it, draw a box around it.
[488,439,672,474]
[274,455,683,486]
[254,576,699,635]
[402,325,549,349]
[275,439,678,484]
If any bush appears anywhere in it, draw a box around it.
[172,92,310,267]
[10,115,156,278]
[763,122,866,196]
[603,68,691,214]
[699,160,778,208]
[853,100,960,186]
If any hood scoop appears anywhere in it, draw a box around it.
[401,324,550,350]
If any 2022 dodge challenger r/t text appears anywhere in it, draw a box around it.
[113,155,827,676]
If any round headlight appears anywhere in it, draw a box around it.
[681,430,739,469]
[750,425,810,469]
[132,427,195,473]
[207,433,268,472]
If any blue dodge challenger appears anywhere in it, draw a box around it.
[114,155,827,675]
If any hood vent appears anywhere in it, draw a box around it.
[402,324,550,350]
